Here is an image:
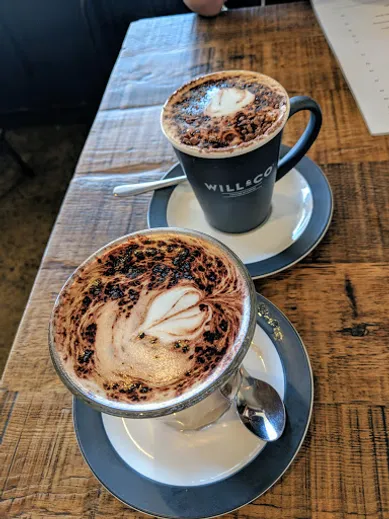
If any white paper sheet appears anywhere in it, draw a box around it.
[312,0,389,135]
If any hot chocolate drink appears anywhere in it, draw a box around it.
[50,230,253,412]
[161,70,289,156]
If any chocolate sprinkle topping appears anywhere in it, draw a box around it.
[53,233,248,406]
[162,72,287,151]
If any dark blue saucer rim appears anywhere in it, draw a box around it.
[147,144,333,279]
[73,292,313,519]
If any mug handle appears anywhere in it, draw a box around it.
[276,96,322,181]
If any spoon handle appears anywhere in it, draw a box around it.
[113,175,187,197]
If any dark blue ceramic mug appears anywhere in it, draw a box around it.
[162,72,322,234]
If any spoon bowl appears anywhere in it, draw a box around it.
[236,368,286,442]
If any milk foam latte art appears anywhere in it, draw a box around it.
[161,70,289,157]
[50,229,256,417]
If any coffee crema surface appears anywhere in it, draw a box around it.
[162,71,288,155]
[52,232,251,407]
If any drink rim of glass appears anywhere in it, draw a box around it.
[49,227,257,419]
[160,70,290,159]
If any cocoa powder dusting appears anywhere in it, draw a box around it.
[53,233,248,406]
[163,73,287,151]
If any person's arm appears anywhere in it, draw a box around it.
[183,0,225,16]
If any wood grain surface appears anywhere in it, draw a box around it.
[1,3,389,518]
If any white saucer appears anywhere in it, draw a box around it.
[73,293,313,518]
[166,169,312,265]
[102,323,284,487]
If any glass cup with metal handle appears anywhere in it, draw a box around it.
[49,227,282,439]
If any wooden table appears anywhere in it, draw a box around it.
[1,3,389,518]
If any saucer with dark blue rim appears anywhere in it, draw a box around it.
[148,145,333,279]
[73,292,313,519]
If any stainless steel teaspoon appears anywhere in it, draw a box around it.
[113,175,186,197]
[236,367,286,442]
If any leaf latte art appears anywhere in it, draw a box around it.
[52,232,250,405]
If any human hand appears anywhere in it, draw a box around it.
[183,0,225,16]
